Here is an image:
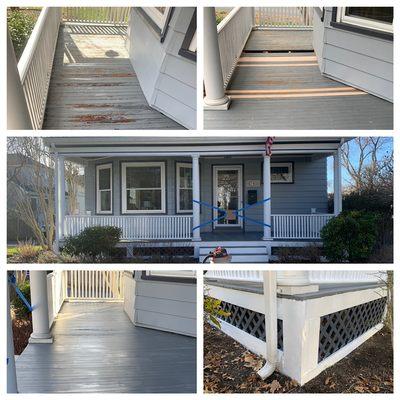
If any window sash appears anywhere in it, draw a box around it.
[337,7,393,33]
[142,7,171,31]
[271,162,293,184]
[176,163,193,213]
[121,162,166,214]
[96,164,112,214]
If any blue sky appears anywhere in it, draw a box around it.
[327,137,393,193]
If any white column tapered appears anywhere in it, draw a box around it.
[192,154,201,242]
[333,148,342,215]
[262,155,272,240]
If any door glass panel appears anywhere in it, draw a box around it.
[216,170,239,225]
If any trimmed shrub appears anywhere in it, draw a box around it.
[63,226,122,260]
[321,211,379,263]
[11,280,31,319]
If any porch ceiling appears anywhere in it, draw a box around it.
[16,302,196,393]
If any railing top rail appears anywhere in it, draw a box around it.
[217,7,243,33]
[18,7,52,83]
[66,214,193,218]
[272,214,334,217]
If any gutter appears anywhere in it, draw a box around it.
[257,271,277,379]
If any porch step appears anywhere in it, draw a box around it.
[199,244,269,264]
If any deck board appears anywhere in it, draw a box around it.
[43,24,182,130]
[16,302,196,393]
[205,30,393,130]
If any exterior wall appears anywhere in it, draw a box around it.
[83,156,328,232]
[314,7,393,102]
[127,7,196,128]
[133,272,196,337]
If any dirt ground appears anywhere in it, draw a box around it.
[204,324,393,393]
[12,318,32,355]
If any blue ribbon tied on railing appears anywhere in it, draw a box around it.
[192,197,271,231]
[8,274,33,312]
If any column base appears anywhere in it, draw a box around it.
[204,96,231,110]
[277,284,319,295]
[29,334,53,344]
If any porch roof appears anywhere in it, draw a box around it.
[16,302,196,393]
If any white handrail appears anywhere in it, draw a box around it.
[17,7,61,129]
[62,7,130,25]
[255,7,314,29]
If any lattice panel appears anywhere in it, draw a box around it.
[319,297,387,362]
[219,301,283,350]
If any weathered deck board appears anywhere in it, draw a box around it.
[16,302,196,393]
[205,30,393,130]
[43,24,182,130]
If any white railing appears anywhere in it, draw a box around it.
[64,215,193,240]
[205,271,385,284]
[65,270,124,300]
[18,7,62,129]
[47,270,65,326]
[62,7,130,25]
[271,214,334,239]
[255,7,314,29]
[217,7,253,87]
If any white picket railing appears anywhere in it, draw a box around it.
[18,7,62,129]
[64,215,193,240]
[271,214,334,239]
[217,7,253,88]
[62,7,130,25]
[65,270,124,300]
[255,7,314,29]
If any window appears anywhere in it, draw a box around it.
[271,163,293,183]
[96,164,112,214]
[141,7,172,36]
[121,162,165,214]
[176,163,193,213]
[179,10,197,61]
[336,7,393,34]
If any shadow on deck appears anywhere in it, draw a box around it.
[205,30,393,130]
[43,24,183,130]
[16,302,196,393]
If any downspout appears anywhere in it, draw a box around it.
[258,271,277,379]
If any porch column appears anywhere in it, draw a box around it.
[203,7,231,110]
[333,148,342,215]
[7,283,18,393]
[7,29,32,130]
[262,155,272,240]
[192,154,201,242]
[29,271,53,343]
[277,271,318,295]
[54,153,65,251]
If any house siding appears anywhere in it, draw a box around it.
[313,7,393,102]
[127,7,196,129]
[84,156,328,232]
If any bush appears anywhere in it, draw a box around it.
[275,244,323,263]
[321,211,379,263]
[63,226,122,261]
[11,280,31,319]
[7,9,37,60]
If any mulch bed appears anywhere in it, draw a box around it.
[12,317,32,355]
[204,323,393,393]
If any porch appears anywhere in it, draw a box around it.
[203,7,393,129]
[7,7,182,130]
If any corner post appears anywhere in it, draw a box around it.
[203,7,231,110]
[333,148,342,215]
[29,271,53,343]
[7,282,18,393]
[192,154,201,242]
[262,155,272,240]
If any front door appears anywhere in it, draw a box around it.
[213,165,243,228]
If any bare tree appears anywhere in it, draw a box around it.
[65,161,81,215]
[7,137,55,249]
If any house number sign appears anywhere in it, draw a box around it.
[246,179,260,188]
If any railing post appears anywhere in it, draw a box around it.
[333,148,342,215]
[263,155,272,240]
[192,154,201,242]
[7,30,32,130]
[7,282,18,393]
[29,271,53,343]
[203,7,231,110]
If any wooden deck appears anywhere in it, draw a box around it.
[43,24,182,130]
[205,30,393,130]
[16,302,196,393]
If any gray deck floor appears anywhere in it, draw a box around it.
[16,302,196,393]
[204,30,393,130]
[43,24,182,130]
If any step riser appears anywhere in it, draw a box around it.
[199,247,268,255]
[200,254,269,263]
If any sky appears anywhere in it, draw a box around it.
[326,137,393,193]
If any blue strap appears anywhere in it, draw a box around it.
[236,214,271,228]
[192,199,228,231]
[8,275,33,312]
[237,197,271,213]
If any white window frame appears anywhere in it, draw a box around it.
[337,7,393,33]
[188,30,197,52]
[142,7,171,32]
[121,161,166,214]
[96,163,113,214]
[271,162,293,184]
[176,162,193,213]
